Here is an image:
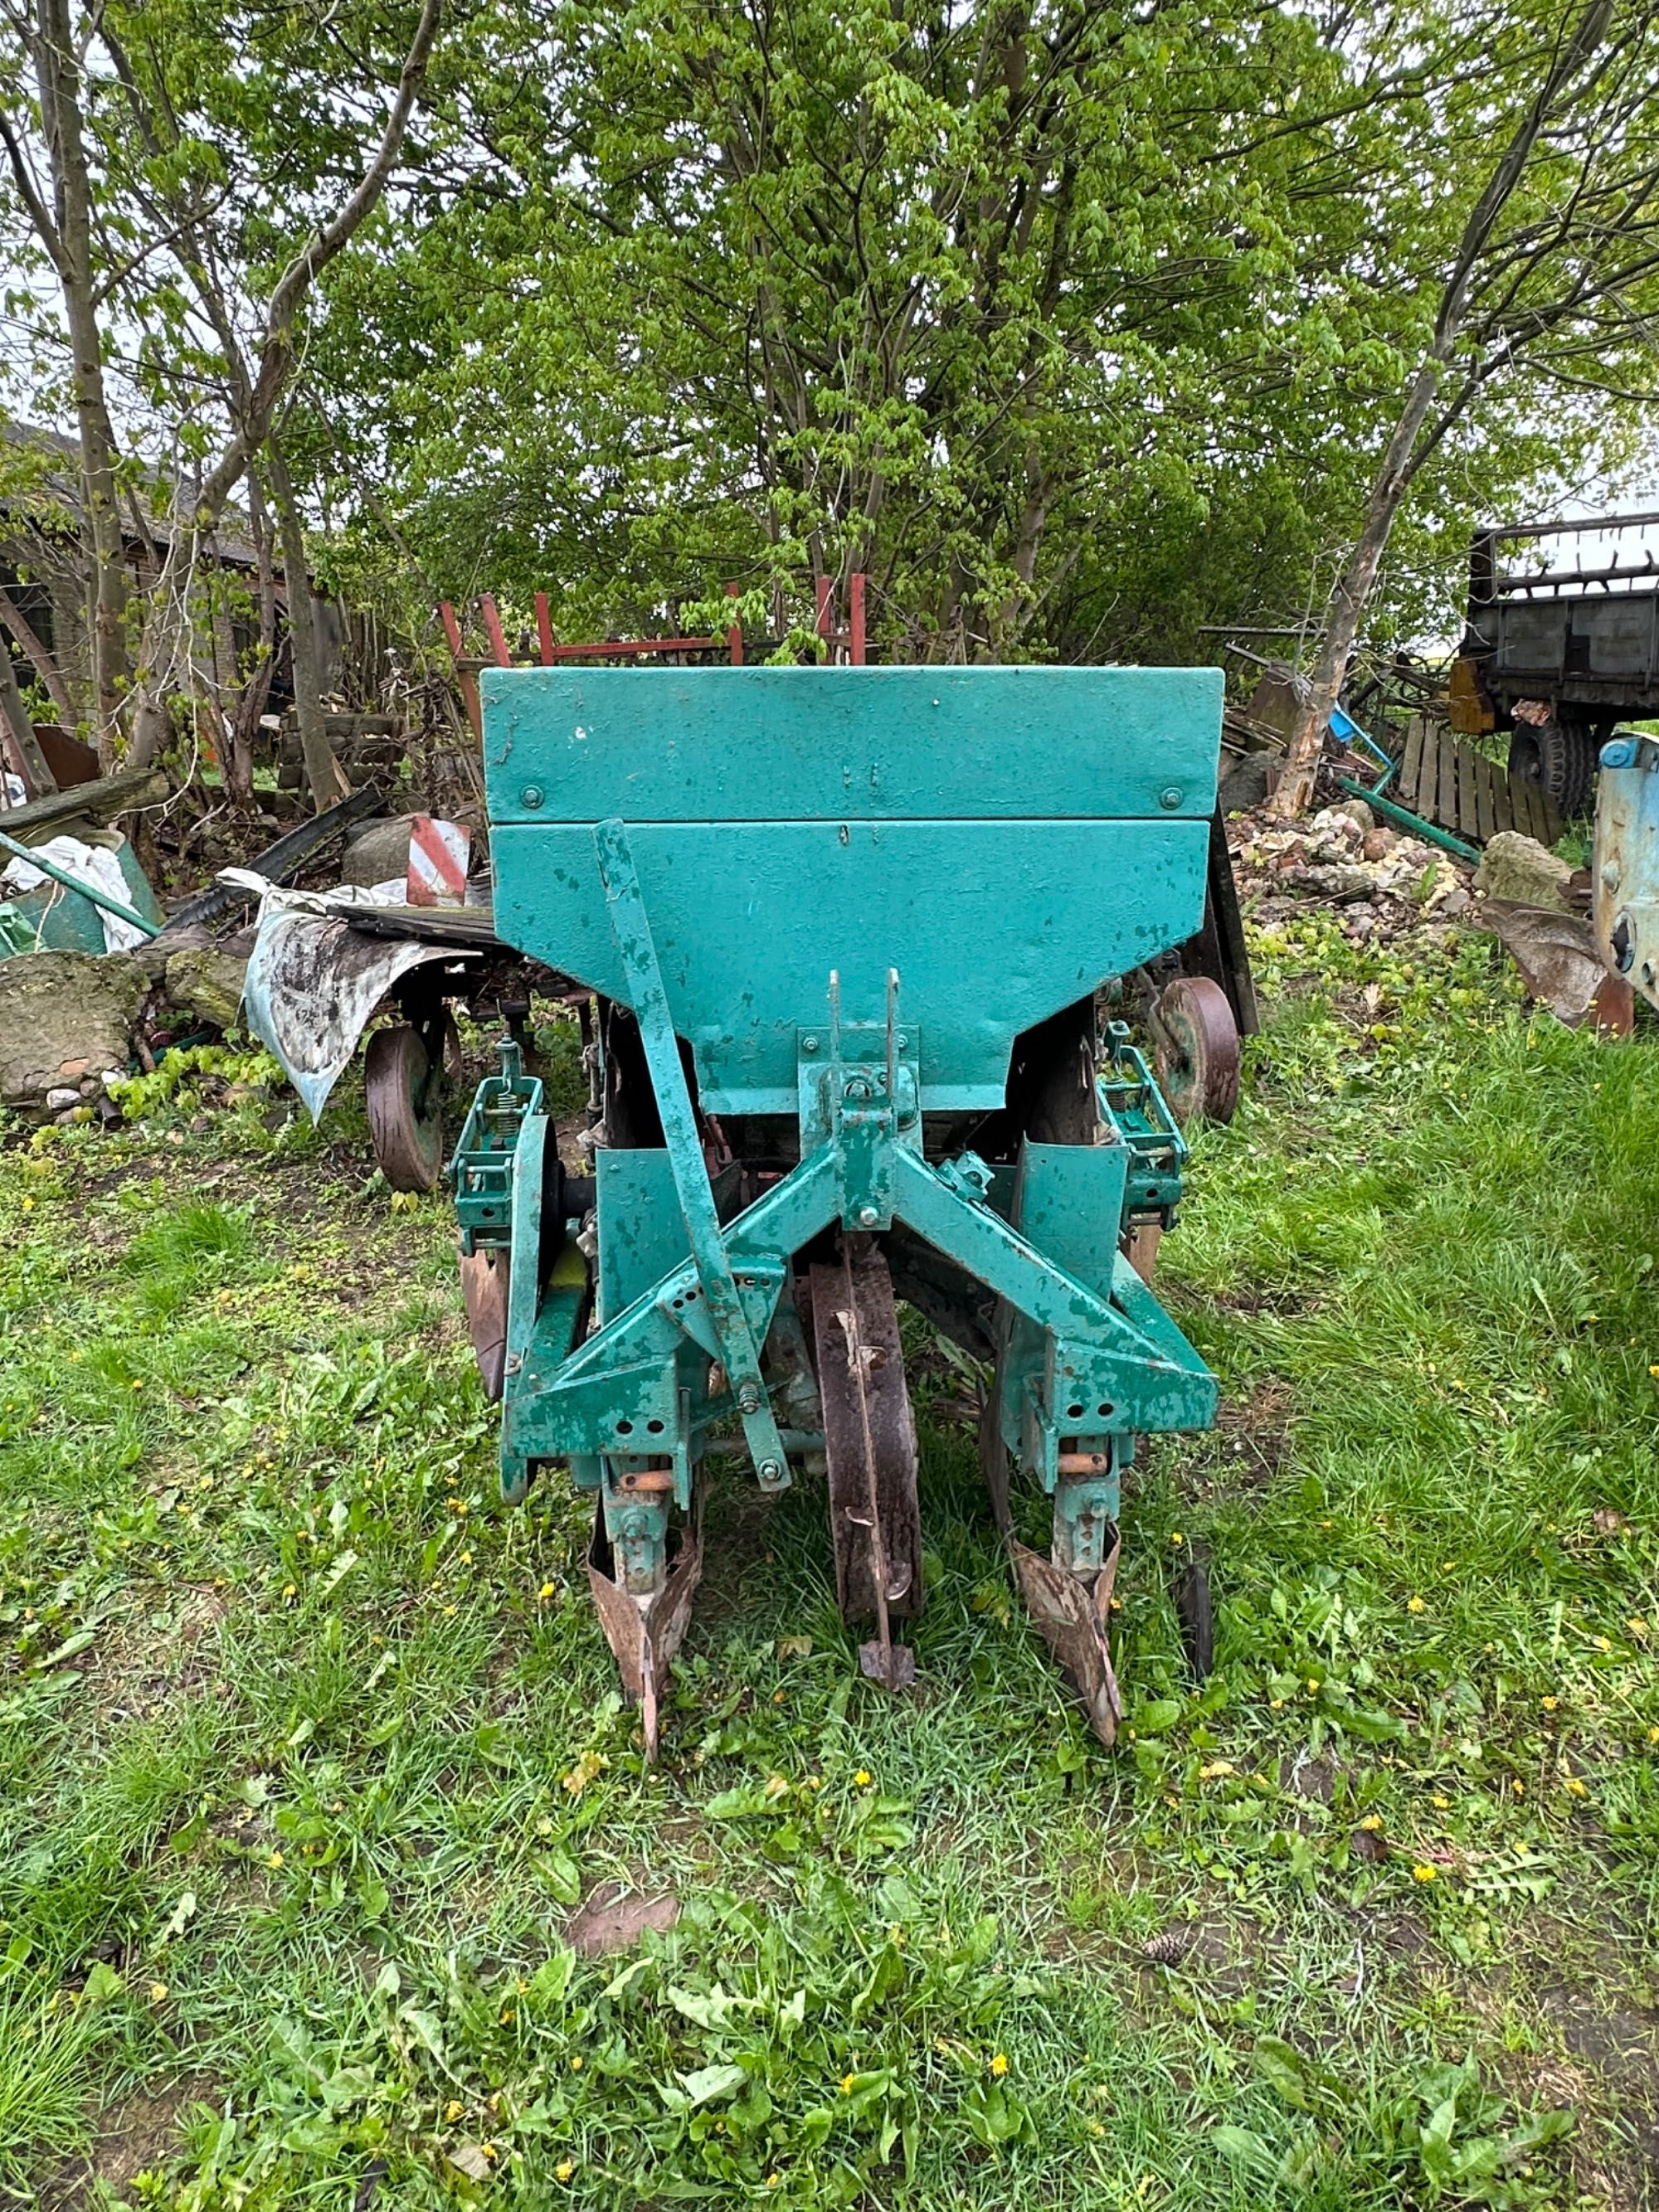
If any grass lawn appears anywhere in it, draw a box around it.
[2,912,1657,2210]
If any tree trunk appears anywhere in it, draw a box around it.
[0,644,56,798]
[32,0,130,761]
[1265,359,1446,817]
[225,470,278,810]
[265,440,344,811]
[0,575,76,724]
[1267,0,1616,820]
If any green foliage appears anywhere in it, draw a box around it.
[3,914,1658,2205]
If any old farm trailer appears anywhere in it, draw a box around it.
[1454,510,1659,814]
[448,665,1224,1750]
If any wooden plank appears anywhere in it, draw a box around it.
[1459,743,1478,839]
[1452,741,1473,839]
[0,762,168,846]
[1475,748,1497,844]
[1492,756,1517,837]
[1438,723,1458,832]
[1400,717,1426,809]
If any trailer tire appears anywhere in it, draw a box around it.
[1507,716,1597,817]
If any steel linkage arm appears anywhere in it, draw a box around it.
[592,818,794,1488]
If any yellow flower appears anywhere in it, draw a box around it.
[1306,1677,1321,1694]
[1411,1864,1438,1884]
[1511,1780,1525,1796]
[990,2053,1009,2078]
[1198,1760,1235,1781]
[281,1582,297,1601]
[570,2054,583,2071]
[766,2175,781,2189]
[854,1769,872,1788]
[1650,1726,1659,1744]
[555,2159,575,2182]
[445,2099,465,2122]
[482,2143,498,2161]
[1542,1694,1559,1712]
[459,1548,473,1565]
[1407,1596,1427,1615]
[1432,1795,1449,1811]
[539,1582,555,1601]
[267,1850,284,1869]
[1358,1813,1384,1832]
[1594,1636,1613,1654]
[839,2073,856,2096]
[1170,1531,1184,1548]
[1564,1777,1588,1797]
[1629,1618,1649,1641]
[442,1604,457,1619]
[148,1981,168,2002]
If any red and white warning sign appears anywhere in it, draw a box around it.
[406,815,470,907]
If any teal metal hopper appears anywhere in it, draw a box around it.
[452,663,1226,1750]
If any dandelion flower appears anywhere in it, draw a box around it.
[1564,1777,1588,1797]
[1170,1532,1184,1548]
[570,2054,583,2071]
[1359,1813,1384,1832]
[555,2159,575,2182]
[445,2099,465,2122]
[1542,1694,1559,1712]
[1411,1864,1438,1884]
[539,1582,555,1601]
[854,1769,872,1788]
[267,1850,284,1869]
[839,2073,856,2096]
[1511,1780,1525,1796]
[1432,1795,1450,1811]
[1198,1761,1235,1781]
[990,2053,1009,2077]
[1407,1596,1427,1615]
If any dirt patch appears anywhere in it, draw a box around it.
[566,1883,679,1956]
[41,2080,213,2209]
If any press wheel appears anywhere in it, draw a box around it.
[809,1243,922,1689]
[365,1023,445,1191]
[1154,975,1240,1125]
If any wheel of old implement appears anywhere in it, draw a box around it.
[1174,1542,1214,1681]
[809,1243,923,1690]
[1154,975,1240,1125]
[365,1023,445,1192]
[1507,717,1596,815]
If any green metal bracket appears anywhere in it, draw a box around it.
[798,969,922,1230]
[453,1038,545,1254]
[1097,1025,1186,1228]
[593,816,793,1492]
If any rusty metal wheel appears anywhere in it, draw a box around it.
[458,1245,508,1400]
[1154,975,1240,1125]
[365,1023,445,1190]
[810,1242,922,1689]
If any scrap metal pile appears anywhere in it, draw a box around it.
[448,664,1228,1751]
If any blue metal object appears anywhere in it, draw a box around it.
[1593,727,1659,1000]
[460,665,1224,1749]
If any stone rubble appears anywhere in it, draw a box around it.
[1228,803,1473,942]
